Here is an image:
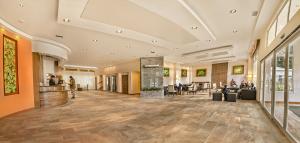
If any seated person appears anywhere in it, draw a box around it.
[230,79,237,87]
[49,75,56,86]
[249,83,256,91]
[222,85,229,101]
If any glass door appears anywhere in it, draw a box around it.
[287,34,300,142]
[274,47,286,126]
[260,61,265,103]
[264,54,274,113]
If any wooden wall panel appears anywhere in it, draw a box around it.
[212,63,228,87]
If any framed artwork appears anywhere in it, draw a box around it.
[196,69,206,77]
[181,69,187,77]
[3,35,19,95]
[163,67,170,77]
[232,65,244,75]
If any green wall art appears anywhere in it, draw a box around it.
[196,69,206,77]
[3,35,19,95]
[181,69,187,77]
[163,68,170,77]
[232,65,244,75]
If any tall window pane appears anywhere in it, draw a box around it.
[274,47,286,126]
[277,1,290,35]
[260,62,265,103]
[268,21,277,46]
[287,35,300,142]
[264,54,274,113]
[289,0,300,20]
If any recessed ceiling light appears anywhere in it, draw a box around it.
[233,29,238,33]
[191,26,198,30]
[19,3,24,7]
[92,39,98,42]
[116,29,123,33]
[63,18,70,23]
[229,9,237,14]
[152,40,158,43]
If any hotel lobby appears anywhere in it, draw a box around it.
[0,0,300,143]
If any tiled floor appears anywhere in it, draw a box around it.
[0,91,290,143]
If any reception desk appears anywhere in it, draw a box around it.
[39,86,69,108]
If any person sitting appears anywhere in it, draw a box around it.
[230,79,237,87]
[49,75,56,86]
[249,83,256,91]
[222,85,229,101]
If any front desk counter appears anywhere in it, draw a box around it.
[39,86,69,108]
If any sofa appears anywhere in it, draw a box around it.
[240,89,256,100]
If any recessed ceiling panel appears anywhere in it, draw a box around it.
[81,0,197,44]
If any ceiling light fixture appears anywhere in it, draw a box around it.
[63,18,70,23]
[152,40,158,43]
[150,51,156,54]
[177,0,216,40]
[229,9,237,14]
[191,26,198,30]
[233,29,238,33]
[92,39,98,42]
[115,29,123,33]
[19,3,24,7]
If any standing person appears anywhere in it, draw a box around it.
[222,85,229,101]
[69,76,76,99]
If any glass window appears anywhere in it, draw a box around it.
[260,62,265,103]
[264,53,274,113]
[268,21,277,46]
[289,0,300,20]
[287,35,300,142]
[274,47,286,126]
[277,1,290,35]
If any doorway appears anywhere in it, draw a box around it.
[211,62,228,88]
[122,75,129,94]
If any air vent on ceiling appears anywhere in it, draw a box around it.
[212,51,228,57]
[65,68,78,71]
[55,35,63,38]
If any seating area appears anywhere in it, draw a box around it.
[164,81,257,103]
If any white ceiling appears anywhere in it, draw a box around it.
[0,0,278,68]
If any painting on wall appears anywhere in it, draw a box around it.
[181,69,187,77]
[196,69,206,77]
[3,35,19,95]
[232,65,244,75]
[163,68,170,77]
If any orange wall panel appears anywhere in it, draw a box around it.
[0,28,34,118]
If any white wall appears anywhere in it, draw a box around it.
[163,62,192,86]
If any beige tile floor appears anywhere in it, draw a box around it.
[0,91,290,143]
